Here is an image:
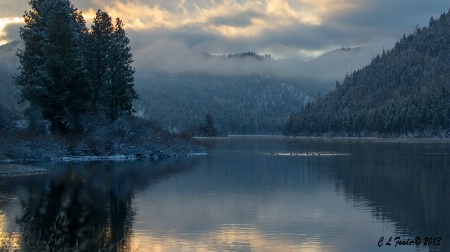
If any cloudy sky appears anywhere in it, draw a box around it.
[0,0,448,61]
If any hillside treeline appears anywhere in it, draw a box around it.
[135,71,325,134]
[285,10,450,137]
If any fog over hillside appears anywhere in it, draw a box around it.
[304,47,376,81]
[129,39,379,133]
[0,39,378,133]
[0,40,23,113]
[0,38,379,92]
[130,34,378,81]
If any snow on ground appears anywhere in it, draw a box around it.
[0,164,47,176]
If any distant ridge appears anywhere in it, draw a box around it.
[0,40,21,54]
[310,47,363,61]
[285,9,450,137]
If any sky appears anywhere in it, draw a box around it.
[0,0,449,62]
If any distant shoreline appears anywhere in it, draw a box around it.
[199,134,450,143]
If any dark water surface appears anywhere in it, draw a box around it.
[0,136,449,251]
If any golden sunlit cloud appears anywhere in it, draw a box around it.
[301,0,359,15]
[94,0,184,30]
[90,0,361,38]
[0,17,24,45]
[82,8,98,26]
[0,10,102,46]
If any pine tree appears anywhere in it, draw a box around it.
[105,18,138,122]
[86,10,114,112]
[87,13,138,122]
[16,0,91,131]
[198,113,218,136]
[16,0,51,114]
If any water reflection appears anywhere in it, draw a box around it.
[129,137,447,251]
[329,140,450,251]
[0,158,198,251]
[0,137,449,251]
[130,226,327,252]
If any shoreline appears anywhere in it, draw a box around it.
[2,135,449,175]
[212,134,450,143]
[0,151,209,163]
[0,151,209,176]
[0,164,48,177]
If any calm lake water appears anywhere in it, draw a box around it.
[0,136,449,251]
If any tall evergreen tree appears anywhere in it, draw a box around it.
[16,0,91,131]
[105,18,138,122]
[86,10,113,112]
[87,12,138,122]
[198,113,218,136]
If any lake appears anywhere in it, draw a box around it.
[0,136,449,251]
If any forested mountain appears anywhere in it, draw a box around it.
[1,43,337,134]
[285,10,450,137]
[1,41,375,134]
[134,71,319,134]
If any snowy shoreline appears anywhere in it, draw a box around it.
[0,164,48,176]
[0,152,208,176]
[54,152,209,162]
[0,151,209,163]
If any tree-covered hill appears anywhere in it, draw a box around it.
[134,71,320,134]
[2,43,376,135]
[285,10,450,137]
[0,42,338,134]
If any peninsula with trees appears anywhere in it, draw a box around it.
[0,0,203,161]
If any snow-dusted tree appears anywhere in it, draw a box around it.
[16,0,91,131]
[86,10,113,112]
[104,18,138,122]
[87,12,138,122]
[198,113,218,136]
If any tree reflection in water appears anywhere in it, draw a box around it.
[12,158,196,251]
[328,141,450,251]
